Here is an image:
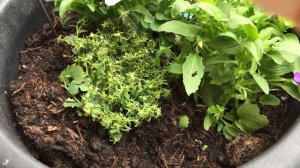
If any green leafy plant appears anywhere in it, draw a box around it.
[59,21,169,143]
[55,0,300,140]
[178,115,189,130]
[163,0,300,139]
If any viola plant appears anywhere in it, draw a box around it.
[55,0,300,140]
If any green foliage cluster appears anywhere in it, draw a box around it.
[59,23,169,142]
[55,0,300,140]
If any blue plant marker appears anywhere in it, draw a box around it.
[181,12,193,20]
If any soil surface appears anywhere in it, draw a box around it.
[9,22,290,168]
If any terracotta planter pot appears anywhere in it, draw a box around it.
[0,1,299,167]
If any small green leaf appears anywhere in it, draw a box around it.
[157,20,201,37]
[217,122,224,132]
[252,73,270,94]
[87,3,96,12]
[182,54,204,95]
[167,63,183,74]
[222,126,233,140]
[63,98,82,108]
[178,115,189,130]
[204,114,214,131]
[259,94,281,106]
[237,103,269,132]
[224,125,242,137]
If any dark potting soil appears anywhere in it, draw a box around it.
[9,22,290,168]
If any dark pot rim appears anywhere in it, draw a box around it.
[0,1,299,168]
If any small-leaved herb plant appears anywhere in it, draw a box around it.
[59,21,169,143]
[55,0,300,140]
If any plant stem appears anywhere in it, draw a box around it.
[39,0,58,36]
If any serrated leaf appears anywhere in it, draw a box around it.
[182,54,204,95]
[60,64,85,83]
[259,94,281,106]
[157,20,200,37]
[167,62,183,74]
[237,103,269,132]
[252,73,270,94]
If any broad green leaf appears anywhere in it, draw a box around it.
[285,33,299,43]
[259,94,281,106]
[133,5,154,23]
[272,40,300,63]
[171,0,193,17]
[59,0,83,19]
[280,82,300,101]
[245,40,263,63]
[155,12,169,20]
[259,27,280,41]
[228,14,259,40]
[259,59,295,77]
[237,103,269,132]
[195,2,227,21]
[252,73,270,94]
[204,114,214,131]
[268,51,285,64]
[157,20,200,37]
[167,62,183,74]
[200,80,224,106]
[208,63,235,85]
[210,32,241,55]
[182,54,204,95]
[294,58,300,71]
